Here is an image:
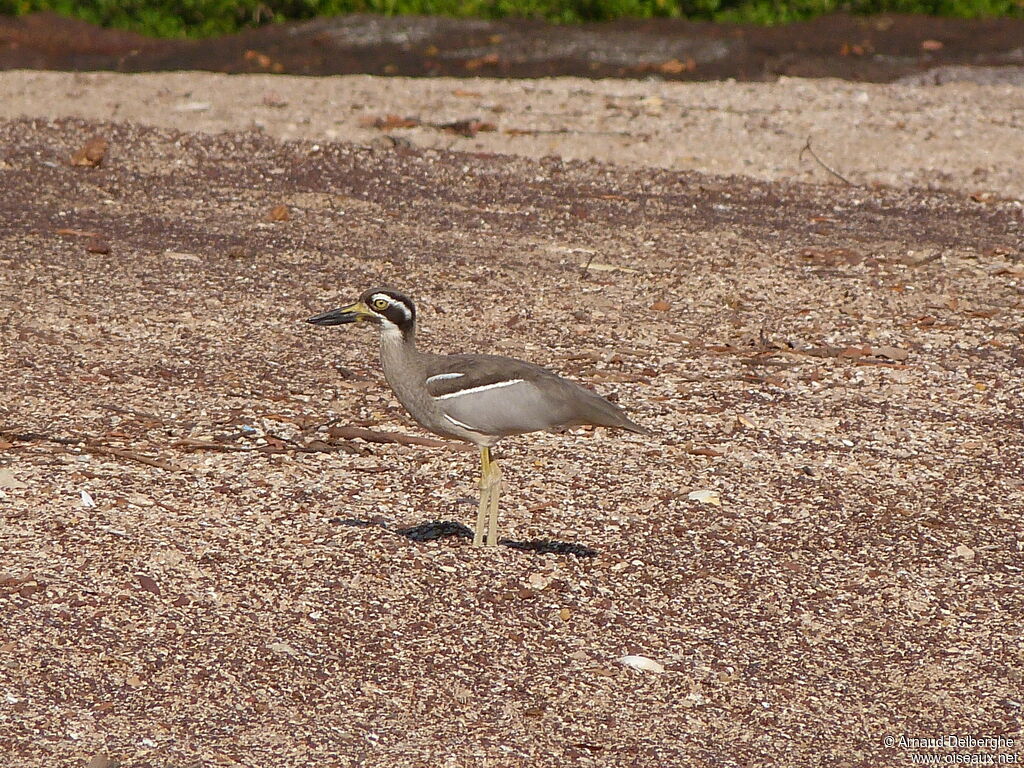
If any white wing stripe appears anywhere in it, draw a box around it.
[444,414,483,432]
[426,372,465,384]
[433,378,525,400]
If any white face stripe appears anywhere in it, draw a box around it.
[370,293,411,323]
[433,378,525,401]
[444,414,483,432]
[426,373,465,384]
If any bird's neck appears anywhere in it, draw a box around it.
[379,323,427,408]
[379,322,420,371]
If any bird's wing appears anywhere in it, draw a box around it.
[423,354,544,397]
[423,354,641,437]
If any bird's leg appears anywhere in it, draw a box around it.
[474,447,491,547]
[485,454,502,547]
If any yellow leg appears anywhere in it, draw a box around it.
[486,457,502,547]
[473,447,491,547]
[473,447,503,547]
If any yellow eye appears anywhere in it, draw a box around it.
[372,298,389,311]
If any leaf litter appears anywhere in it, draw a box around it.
[0,116,1021,767]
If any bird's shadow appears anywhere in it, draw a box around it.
[500,538,598,558]
[332,518,597,558]
[396,520,472,541]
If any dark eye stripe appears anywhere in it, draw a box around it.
[362,289,416,330]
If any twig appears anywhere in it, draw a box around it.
[326,425,473,451]
[579,252,596,280]
[911,251,943,268]
[305,415,345,435]
[172,438,252,453]
[0,428,181,471]
[800,137,856,187]
[739,357,802,368]
[685,445,726,458]
[97,403,169,425]
[82,444,179,471]
[504,127,633,137]
[55,228,101,238]
[172,435,367,456]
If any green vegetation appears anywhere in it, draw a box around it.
[1,0,1020,37]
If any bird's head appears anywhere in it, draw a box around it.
[307,288,416,336]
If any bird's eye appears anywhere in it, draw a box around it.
[372,298,389,311]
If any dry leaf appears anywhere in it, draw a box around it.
[992,266,1024,277]
[686,445,725,458]
[527,573,550,590]
[439,119,496,137]
[617,655,666,673]
[658,58,696,74]
[871,345,909,361]
[0,469,26,489]
[266,204,290,222]
[243,49,282,72]
[651,300,671,312]
[85,237,111,254]
[585,262,640,274]
[70,136,108,167]
[164,251,200,262]
[173,101,211,112]
[136,574,161,597]
[269,641,300,657]
[687,489,721,506]
[370,114,421,130]
[464,53,500,70]
[681,692,709,707]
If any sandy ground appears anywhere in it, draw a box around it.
[2,70,1024,199]
[0,69,1022,767]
